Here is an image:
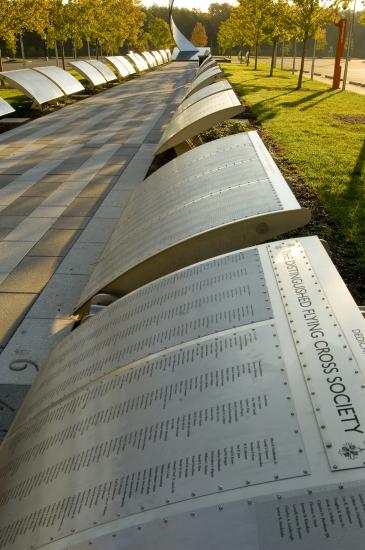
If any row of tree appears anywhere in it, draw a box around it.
[0,0,174,71]
[218,0,354,89]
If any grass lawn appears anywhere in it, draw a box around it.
[221,61,365,301]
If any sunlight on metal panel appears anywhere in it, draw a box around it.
[2,236,365,550]
[0,97,15,117]
[200,54,212,68]
[152,50,164,65]
[159,49,168,63]
[156,88,244,154]
[126,53,148,72]
[0,69,64,105]
[141,51,157,68]
[176,80,232,114]
[85,59,117,82]
[33,66,84,95]
[74,131,309,313]
[185,65,224,98]
[135,53,150,71]
[197,59,218,75]
[69,61,107,86]
[116,55,136,75]
[105,56,130,78]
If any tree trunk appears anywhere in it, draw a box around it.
[0,47,3,72]
[61,41,65,70]
[96,39,99,59]
[55,41,59,67]
[269,41,277,76]
[254,38,258,70]
[310,38,316,80]
[281,41,284,70]
[19,35,26,66]
[73,39,76,59]
[87,41,91,58]
[292,39,296,74]
[297,32,309,89]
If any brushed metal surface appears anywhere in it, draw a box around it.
[127,53,149,72]
[141,52,156,68]
[105,56,130,78]
[33,66,84,95]
[269,240,365,471]
[185,66,224,98]
[152,51,164,65]
[16,248,272,423]
[156,88,244,153]
[0,97,15,117]
[176,80,233,114]
[57,482,365,550]
[159,49,168,63]
[197,60,217,75]
[116,56,136,75]
[76,131,309,311]
[69,61,106,86]
[0,324,307,549]
[0,69,64,105]
[86,60,117,82]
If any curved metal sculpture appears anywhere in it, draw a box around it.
[169,0,210,61]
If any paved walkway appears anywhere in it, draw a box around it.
[0,61,195,439]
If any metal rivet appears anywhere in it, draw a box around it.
[218,505,224,511]
[326,443,332,448]
[190,512,195,517]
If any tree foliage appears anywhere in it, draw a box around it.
[190,21,208,47]
[148,17,172,48]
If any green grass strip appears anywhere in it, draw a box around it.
[222,61,365,301]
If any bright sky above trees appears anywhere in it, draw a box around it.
[142,0,238,10]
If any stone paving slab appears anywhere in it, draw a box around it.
[0,61,196,440]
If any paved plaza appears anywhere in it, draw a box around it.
[0,61,195,438]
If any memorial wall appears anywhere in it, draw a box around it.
[0,54,364,550]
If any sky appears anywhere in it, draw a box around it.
[142,0,238,10]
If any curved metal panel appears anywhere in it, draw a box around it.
[0,97,15,117]
[185,66,224,98]
[74,131,309,313]
[170,15,198,53]
[197,59,217,75]
[159,49,168,63]
[2,236,365,550]
[152,50,164,65]
[176,80,232,114]
[69,61,107,86]
[116,55,136,75]
[105,56,130,78]
[156,88,243,153]
[86,59,117,82]
[126,53,149,72]
[165,48,172,60]
[141,51,157,68]
[33,66,84,95]
[0,69,64,105]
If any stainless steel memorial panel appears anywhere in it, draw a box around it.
[156,88,244,153]
[159,49,168,63]
[75,131,309,313]
[128,52,149,72]
[0,69,64,105]
[2,236,365,550]
[33,65,84,95]
[152,50,164,65]
[176,79,233,114]
[185,66,224,98]
[141,51,156,68]
[0,97,15,117]
[105,56,130,78]
[18,247,274,422]
[69,61,107,86]
[115,55,136,75]
[197,59,218,75]
[68,482,365,550]
[86,59,117,82]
